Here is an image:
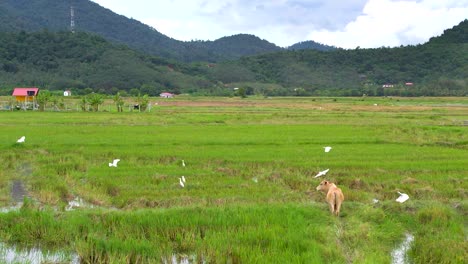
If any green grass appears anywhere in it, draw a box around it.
[0,96,466,263]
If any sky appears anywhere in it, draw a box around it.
[90,0,468,48]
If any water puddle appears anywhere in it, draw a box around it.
[66,196,95,211]
[11,180,28,203]
[391,233,414,264]
[163,254,203,264]
[2,179,26,213]
[0,204,22,213]
[0,242,80,264]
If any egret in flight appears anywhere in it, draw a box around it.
[17,136,25,143]
[109,159,120,167]
[396,191,409,203]
[314,168,330,178]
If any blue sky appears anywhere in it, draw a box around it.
[91,0,468,48]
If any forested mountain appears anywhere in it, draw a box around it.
[427,19,468,44]
[287,41,336,51]
[0,31,216,95]
[0,13,465,96]
[193,34,283,59]
[0,0,287,62]
[208,20,468,96]
[0,0,208,62]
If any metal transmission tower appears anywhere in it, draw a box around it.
[70,4,75,33]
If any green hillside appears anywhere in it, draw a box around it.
[0,18,466,96]
[287,40,336,51]
[210,20,468,96]
[427,19,468,44]
[193,34,283,59]
[0,0,285,62]
[0,31,216,95]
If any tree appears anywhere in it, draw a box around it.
[87,93,104,112]
[113,92,124,112]
[50,95,60,111]
[80,97,88,112]
[137,94,149,112]
[36,90,51,111]
[235,87,247,98]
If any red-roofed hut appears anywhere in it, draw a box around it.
[12,88,39,110]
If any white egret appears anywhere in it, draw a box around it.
[324,146,332,153]
[396,191,409,203]
[181,176,186,183]
[16,136,25,143]
[314,168,330,178]
[372,198,379,204]
[179,178,185,188]
[108,159,120,167]
[182,160,186,167]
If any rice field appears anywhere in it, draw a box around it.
[0,96,466,263]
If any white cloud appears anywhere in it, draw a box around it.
[308,0,468,49]
[90,0,467,48]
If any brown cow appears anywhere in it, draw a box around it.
[316,180,344,216]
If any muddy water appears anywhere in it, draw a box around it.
[391,233,414,264]
[10,162,32,204]
[11,180,27,203]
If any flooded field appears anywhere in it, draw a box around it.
[0,243,79,264]
[0,97,465,263]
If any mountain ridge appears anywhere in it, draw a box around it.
[0,1,465,97]
[0,0,334,62]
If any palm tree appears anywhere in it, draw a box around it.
[79,96,88,112]
[137,94,149,112]
[113,92,124,112]
[87,93,104,112]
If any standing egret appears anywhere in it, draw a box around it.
[109,159,120,167]
[396,192,409,203]
[181,176,186,183]
[324,146,332,153]
[179,178,185,188]
[16,136,25,143]
[314,168,330,178]
[182,160,186,167]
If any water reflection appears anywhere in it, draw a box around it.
[66,196,94,211]
[163,254,204,264]
[0,243,80,264]
[0,204,22,213]
[391,233,414,264]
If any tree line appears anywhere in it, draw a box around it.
[0,20,466,97]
